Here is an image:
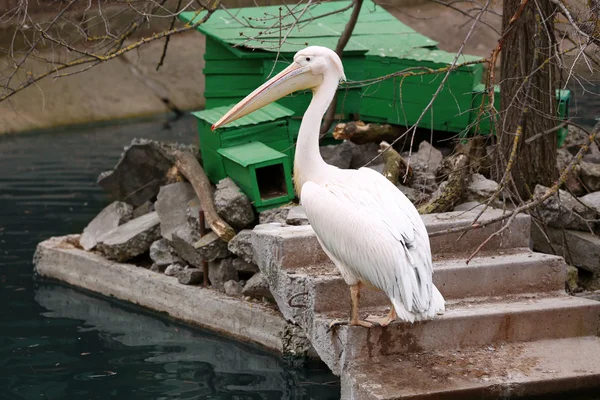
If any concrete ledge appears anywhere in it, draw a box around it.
[34,236,287,352]
[342,336,600,400]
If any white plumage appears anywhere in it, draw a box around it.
[213,46,445,326]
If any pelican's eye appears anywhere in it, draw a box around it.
[305,57,311,62]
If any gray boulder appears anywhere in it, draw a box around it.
[97,211,161,261]
[97,139,194,207]
[214,178,255,230]
[557,149,585,196]
[232,258,259,274]
[242,272,274,301]
[155,182,198,241]
[534,185,597,231]
[177,268,204,285]
[132,201,155,219]
[397,184,425,204]
[259,207,292,224]
[286,206,309,226]
[412,140,443,174]
[149,238,182,266]
[208,258,238,290]
[164,263,185,277]
[580,191,600,214]
[80,201,133,251]
[563,125,600,162]
[320,140,356,169]
[171,228,230,267]
[224,280,243,297]
[227,229,255,264]
[465,173,498,202]
[350,142,381,169]
[580,162,600,192]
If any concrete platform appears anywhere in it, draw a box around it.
[342,336,600,400]
[313,294,600,374]
[33,236,291,353]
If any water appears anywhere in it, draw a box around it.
[0,115,339,400]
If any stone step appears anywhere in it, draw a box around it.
[311,295,600,375]
[341,336,600,399]
[252,209,531,274]
[311,249,567,313]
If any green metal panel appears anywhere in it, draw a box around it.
[200,147,227,183]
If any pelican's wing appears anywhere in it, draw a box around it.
[301,167,437,321]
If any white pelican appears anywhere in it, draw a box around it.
[212,46,445,327]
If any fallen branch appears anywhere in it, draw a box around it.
[380,141,412,186]
[171,150,236,242]
[333,121,405,145]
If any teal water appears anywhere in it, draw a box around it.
[0,116,339,400]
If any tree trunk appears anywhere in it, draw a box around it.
[495,0,559,198]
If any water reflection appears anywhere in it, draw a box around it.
[29,285,338,400]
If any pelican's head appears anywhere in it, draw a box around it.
[211,46,345,130]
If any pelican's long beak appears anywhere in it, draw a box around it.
[211,62,316,130]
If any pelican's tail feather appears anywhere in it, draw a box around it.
[415,284,445,321]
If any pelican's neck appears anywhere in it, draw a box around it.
[294,75,339,192]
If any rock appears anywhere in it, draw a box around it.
[557,149,585,196]
[465,173,499,202]
[580,191,600,213]
[286,206,309,226]
[155,182,198,240]
[149,238,181,266]
[227,229,255,264]
[185,202,209,233]
[534,185,597,230]
[350,143,381,169]
[164,263,185,277]
[208,258,238,290]
[397,184,425,204]
[224,280,243,297]
[259,207,292,224]
[96,211,160,262]
[171,228,230,266]
[563,125,600,161]
[532,225,600,275]
[232,258,259,274]
[454,201,486,212]
[242,272,274,301]
[413,140,443,174]
[405,141,443,195]
[320,140,356,169]
[150,263,167,273]
[132,201,155,219]
[80,201,133,250]
[367,163,385,174]
[177,268,203,285]
[214,178,255,230]
[580,162,600,192]
[97,139,195,207]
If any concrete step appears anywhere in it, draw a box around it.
[311,294,600,374]
[312,249,567,313]
[252,208,531,274]
[341,336,600,399]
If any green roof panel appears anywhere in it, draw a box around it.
[192,102,294,128]
[179,0,438,57]
[218,141,287,167]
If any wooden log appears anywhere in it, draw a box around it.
[170,150,236,242]
[333,121,406,145]
[379,141,413,186]
[418,141,474,214]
